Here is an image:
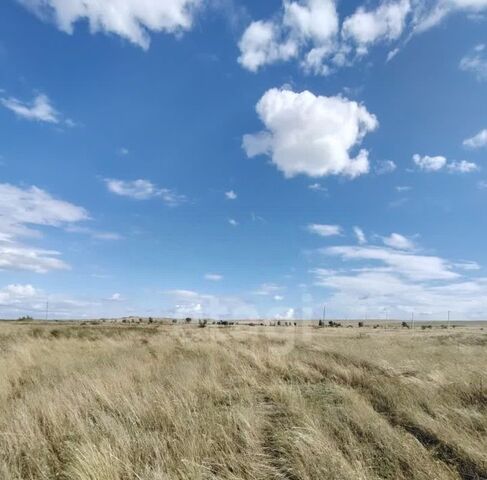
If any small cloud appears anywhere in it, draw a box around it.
[228,218,238,226]
[307,224,342,237]
[395,186,411,193]
[108,293,122,301]
[353,226,367,245]
[447,160,478,173]
[459,44,487,81]
[119,147,130,156]
[308,183,327,192]
[1,93,61,124]
[105,178,186,206]
[413,154,447,172]
[375,160,396,175]
[386,47,400,62]
[273,295,284,301]
[463,129,487,149]
[382,233,415,250]
[204,273,223,281]
[225,190,237,200]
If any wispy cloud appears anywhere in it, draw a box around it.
[460,44,487,81]
[105,178,186,206]
[1,93,64,124]
[204,273,223,281]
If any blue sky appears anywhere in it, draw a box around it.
[0,0,487,320]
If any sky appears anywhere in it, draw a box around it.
[0,0,487,321]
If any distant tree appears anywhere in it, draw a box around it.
[148,317,154,324]
[277,320,281,326]
[185,317,192,324]
[358,322,364,328]
[318,319,324,327]
[172,319,178,324]
[401,321,410,329]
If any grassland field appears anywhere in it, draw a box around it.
[0,321,486,480]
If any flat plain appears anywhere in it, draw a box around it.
[0,322,486,480]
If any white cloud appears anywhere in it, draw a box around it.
[225,190,237,200]
[382,232,415,250]
[353,226,367,244]
[342,0,411,54]
[238,1,487,74]
[395,185,411,192]
[273,295,284,301]
[323,245,458,281]
[375,159,397,174]
[413,1,487,33]
[307,223,342,237]
[0,244,70,273]
[238,20,298,72]
[228,218,238,226]
[105,178,186,206]
[18,0,204,50]
[463,128,487,148]
[413,153,447,171]
[243,88,378,179]
[0,183,88,273]
[109,293,122,301]
[1,93,60,123]
[308,183,327,192]
[204,273,223,281]
[0,283,39,306]
[312,237,487,320]
[119,147,130,155]
[238,0,339,74]
[447,160,478,173]
[0,183,88,237]
[459,44,487,81]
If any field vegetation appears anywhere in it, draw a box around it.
[0,322,486,480]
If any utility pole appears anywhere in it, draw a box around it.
[322,304,326,323]
[411,312,415,330]
[448,310,451,329]
[45,300,49,322]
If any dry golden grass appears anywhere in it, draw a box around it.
[0,322,486,480]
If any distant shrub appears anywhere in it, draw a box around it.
[358,322,364,328]
[185,317,192,324]
[328,321,341,327]
[401,321,410,329]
